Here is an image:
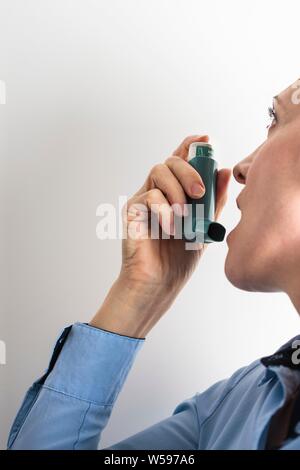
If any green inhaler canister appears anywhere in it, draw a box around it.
[182,142,226,243]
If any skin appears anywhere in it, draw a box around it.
[90,79,300,338]
[226,80,300,307]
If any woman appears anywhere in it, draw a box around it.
[7,79,300,450]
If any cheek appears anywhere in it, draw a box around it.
[224,187,299,292]
[246,154,278,206]
[224,171,287,292]
[225,131,300,291]
[239,142,289,235]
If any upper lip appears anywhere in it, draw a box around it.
[236,197,241,211]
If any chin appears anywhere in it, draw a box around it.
[224,252,252,291]
[224,248,279,293]
[224,246,261,292]
[225,223,260,291]
[225,228,250,290]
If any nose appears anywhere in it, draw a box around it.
[233,153,255,185]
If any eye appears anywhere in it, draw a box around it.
[267,105,277,130]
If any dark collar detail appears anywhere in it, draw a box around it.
[261,335,300,369]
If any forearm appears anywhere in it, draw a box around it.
[90,274,180,338]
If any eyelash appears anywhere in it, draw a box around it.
[267,106,277,130]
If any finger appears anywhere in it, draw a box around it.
[134,134,209,198]
[165,155,205,199]
[215,168,231,220]
[146,163,188,216]
[128,188,174,236]
[172,134,209,160]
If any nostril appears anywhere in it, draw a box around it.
[236,172,245,184]
[233,166,246,184]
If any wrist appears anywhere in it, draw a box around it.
[89,273,176,338]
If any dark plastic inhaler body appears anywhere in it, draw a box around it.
[182,142,226,243]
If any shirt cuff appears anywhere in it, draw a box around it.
[43,322,145,406]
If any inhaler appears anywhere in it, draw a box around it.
[182,142,226,243]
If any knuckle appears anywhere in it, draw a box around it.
[125,197,134,210]
[165,155,181,165]
[125,199,140,221]
[147,187,161,201]
[126,199,137,215]
[183,135,194,144]
[150,163,167,177]
[183,135,197,146]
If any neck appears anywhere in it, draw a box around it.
[287,290,300,317]
[283,266,300,317]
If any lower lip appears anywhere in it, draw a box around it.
[226,228,235,244]
[226,215,242,243]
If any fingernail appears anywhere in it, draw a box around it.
[191,183,205,197]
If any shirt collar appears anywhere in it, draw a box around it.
[258,335,300,387]
[260,334,300,370]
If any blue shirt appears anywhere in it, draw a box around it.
[7,322,300,450]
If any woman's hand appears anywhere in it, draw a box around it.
[90,135,231,337]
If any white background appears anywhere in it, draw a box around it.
[0,0,300,449]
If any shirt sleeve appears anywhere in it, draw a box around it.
[105,395,200,450]
[7,322,145,450]
[7,322,204,450]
